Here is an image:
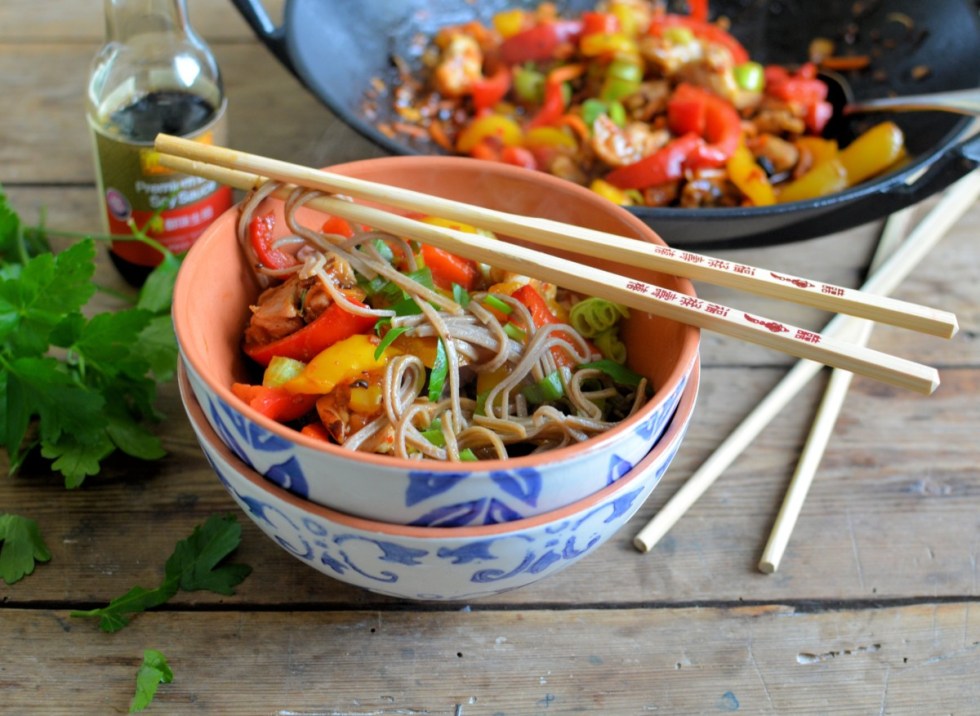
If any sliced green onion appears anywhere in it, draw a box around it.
[663,26,695,45]
[521,370,565,405]
[420,419,445,447]
[458,448,478,462]
[262,356,306,388]
[514,65,545,102]
[578,359,645,388]
[503,322,526,342]
[608,99,627,125]
[427,338,448,402]
[482,294,512,315]
[569,297,629,337]
[593,328,628,365]
[452,282,471,308]
[734,61,765,92]
[374,325,410,360]
[581,98,608,128]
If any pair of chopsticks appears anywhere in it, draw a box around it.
[633,169,980,564]
[154,133,958,395]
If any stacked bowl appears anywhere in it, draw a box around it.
[173,156,700,600]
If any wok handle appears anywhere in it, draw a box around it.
[880,132,980,210]
[229,0,297,77]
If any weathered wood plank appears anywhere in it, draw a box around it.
[1,604,977,714]
[0,0,286,41]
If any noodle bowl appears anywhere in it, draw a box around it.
[173,156,698,526]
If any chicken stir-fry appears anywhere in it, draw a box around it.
[382,0,906,208]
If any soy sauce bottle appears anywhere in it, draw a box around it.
[88,0,232,285]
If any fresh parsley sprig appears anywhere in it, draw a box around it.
[0,187,179,487]
[0,512,52,585]
[130,649,173,713]
[71,514,252,633]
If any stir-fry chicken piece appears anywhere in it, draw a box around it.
[244,258,363,348]
[591,115,670,167]
[679,168,741,207]
[433,32,484,97]
[748,133,800,176]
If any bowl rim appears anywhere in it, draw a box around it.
[179,357,699,539]
[173,155,700,474]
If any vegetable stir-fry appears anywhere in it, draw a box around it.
[380,0,906,208]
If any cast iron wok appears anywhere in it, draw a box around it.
[231,0,980,248]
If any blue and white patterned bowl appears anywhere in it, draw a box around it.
[174,156,700,527]
[180,359,698,601]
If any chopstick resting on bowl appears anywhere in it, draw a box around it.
[153,136,954,395]
[155,134,957,340]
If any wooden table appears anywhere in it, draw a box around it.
[3,3,978,713]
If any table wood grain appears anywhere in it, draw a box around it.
[2,2,978,713]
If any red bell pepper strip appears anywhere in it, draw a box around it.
[420,243,479,291]
[244,299,377,366]
[765,63,832,134]
[498,20,583,64]
[648,14,748,64]
[231,383,318,422]
[581,11,620,36]
[471,66,512,112]
[320,214,355,238]
[511,284,584,368]
[500,145,538,170]
[667,83,741,168]
[688,0,709,23]
[527,64,584,129]
[249,212,297,270]
[604,132,702,189]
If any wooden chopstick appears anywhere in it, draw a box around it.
[633,170,980,554]
[757,206,913,573]
[153,133,957,339]
[156,147,940,395]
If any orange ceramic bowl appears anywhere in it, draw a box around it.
[174,156,699,527]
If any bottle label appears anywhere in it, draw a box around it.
[91,101,233,267]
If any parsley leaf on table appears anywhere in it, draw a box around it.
[130,649,173,713]
[71,514,252,632]
[0,513,52,585]
[0,189,180,486]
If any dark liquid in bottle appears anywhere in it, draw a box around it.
[108,90,216,142]
[105,91,218,286]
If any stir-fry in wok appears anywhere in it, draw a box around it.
[232,182,649,461]
[375,0,906,208]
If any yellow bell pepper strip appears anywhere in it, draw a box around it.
[776,157,847,203]
[589,178,634,205]
[455,114,523,154]
[493,9,529,39]
[794,136,839,167]
[283,334,400,395]
[579,32,638,58]
[838,121,905,186]
[523,125,578,151]
[726,144,776,206]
